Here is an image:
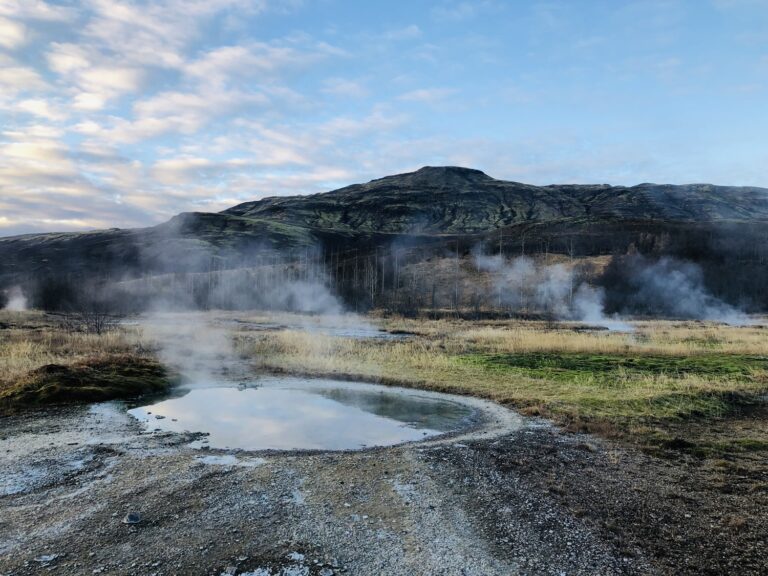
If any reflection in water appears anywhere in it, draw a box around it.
[128,379,473,451]
[316,387,468,431]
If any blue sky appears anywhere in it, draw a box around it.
[1,0,767,235]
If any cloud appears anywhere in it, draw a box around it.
[398,88,457,103]
[431,1,501,22]
[0,55,49,96]
[0,138,79,184]
[432,2,477,21]
[46,43,144,108]
[185,41,338,81]
[321,78,369,98]
[381,24,422,40]
[0,0,76,22]
[45,42,91,74]
[120,89,269,142]
[16,98,68,121]
[0,16,26,48]
[151,156,254,186]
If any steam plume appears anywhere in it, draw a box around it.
[2,286,28,312]
[473,251,630,330]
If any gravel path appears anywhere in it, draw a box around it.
[4,390,763,575]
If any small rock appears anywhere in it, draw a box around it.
[34,554,60,564]
[122,512,141,525]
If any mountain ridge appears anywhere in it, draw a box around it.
[2,166,768,292]
[3,166,767,243]
[221,166,768,235]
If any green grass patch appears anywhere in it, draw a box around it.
[460,352,767,383]
[450,351,768,426]
[0,355,175,411]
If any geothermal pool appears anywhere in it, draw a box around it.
[128,378,476,451]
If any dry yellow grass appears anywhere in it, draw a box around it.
[376,317,768,355]
[0,311,143,387]
[236,315,768,423]
[3,309,766,428]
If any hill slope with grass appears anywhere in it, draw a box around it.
[1,166,767,306]
[224,166,768,233]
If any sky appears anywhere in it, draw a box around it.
[1,0,767,236]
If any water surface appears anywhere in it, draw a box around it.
[128,378,474,451]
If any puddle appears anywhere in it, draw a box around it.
[128,378,475,451]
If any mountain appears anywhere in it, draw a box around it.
[1,166,767,301]
[222,166,768,234]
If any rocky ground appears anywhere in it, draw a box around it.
[1,394,766,576]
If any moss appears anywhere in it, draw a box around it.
[0,355,175,411]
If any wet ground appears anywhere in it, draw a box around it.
[2,383,767,575]
[0,382,628,576]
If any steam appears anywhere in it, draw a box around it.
[2,286,28,312]
[472,249,752,328]
[139,311,244,387]
[608,255,752,325]
[124,241,367,386]
[473,252,630,330]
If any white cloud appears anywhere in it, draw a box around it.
[79,66,143,94]
[0,55,49,96]
[46,43,144,107]
[431,1,501,22]
[0,16,26,48]
[432,2,476,21]
[73,92,108,110]
[127,89,268,140]
[398,88,457,103]
[321,78,369,98]
[381,24,422,40]
[0,0,76,22]
[185,39,344,88]
[3,124,64,140]
[46,43,91,75]
[78,0,268,70]
[16,98,67,121]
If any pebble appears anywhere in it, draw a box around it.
[122,512,141,525]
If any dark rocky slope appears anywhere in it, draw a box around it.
[1,166,767,309]
[224,166,768,234]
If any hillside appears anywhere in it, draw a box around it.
[1,166,768,309]
[223,166,768,234]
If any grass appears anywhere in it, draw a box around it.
[2,309,767,456]
[0,311,172,411]
[232,313,768,454]
[462,352,767,379]
[0,355,172,410]
[237,320,768,416]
